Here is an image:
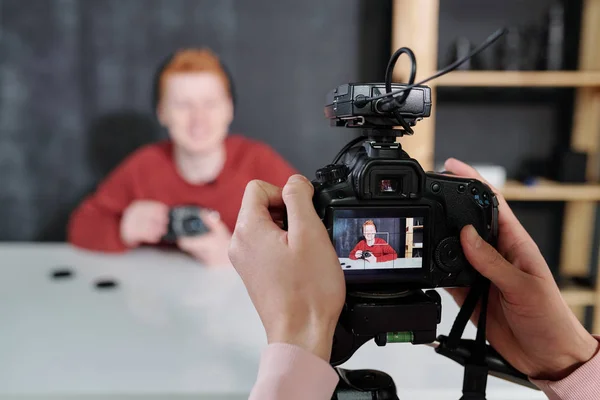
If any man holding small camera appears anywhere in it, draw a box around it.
[349,220,398,263]
[67,48,296,266]
[228,158,600,399]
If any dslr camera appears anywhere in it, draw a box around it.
[163,206,210,242]
[313,81,499,366]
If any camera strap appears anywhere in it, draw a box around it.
[447,276,491,400]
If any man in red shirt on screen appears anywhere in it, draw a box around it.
[348,220,398,263]
[67,48,297,266]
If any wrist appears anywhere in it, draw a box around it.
[120,230,133,248]
[566,332,600,374]
[121,237,138,248]
[534,332,599,381]
[267,317,336,362]
[120,231,135,248]
[119,223,138,248]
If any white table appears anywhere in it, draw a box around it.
[339,257,422,270]
[0,244,547,400]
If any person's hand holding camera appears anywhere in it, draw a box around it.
[120,200,169,248]
[355,250,363,259]
[365,254,377,263]
[177,211,232,266]
[445,158,599,381]
[228,175,345,361]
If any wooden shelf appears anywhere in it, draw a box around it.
[501,180,600,201]
[561,287,596,307]
[434,71,600,87]
[392,0,600,332]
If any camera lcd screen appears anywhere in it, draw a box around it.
[332,208,426,271]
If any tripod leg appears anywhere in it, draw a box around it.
[332,368,399,400]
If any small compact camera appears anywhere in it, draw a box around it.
[163,206,210,242]
[314,81,499,366]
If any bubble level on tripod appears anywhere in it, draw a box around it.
[386,332,414,343]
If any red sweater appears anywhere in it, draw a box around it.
[348,238,398,262]
[67,135,297,252]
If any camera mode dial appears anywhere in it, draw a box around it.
[316,164,349,185]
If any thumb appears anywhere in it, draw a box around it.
[460,225,527,294]
[177,237,193,250]
[201,210,228,233]
[282,175,321,235]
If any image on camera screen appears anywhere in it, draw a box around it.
[332,211,424,270]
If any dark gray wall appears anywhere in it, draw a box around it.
[0,0,391,241]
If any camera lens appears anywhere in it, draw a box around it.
[183,217,201,232]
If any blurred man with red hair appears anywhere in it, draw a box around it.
[68,48,296,266]
[349,220,397,263]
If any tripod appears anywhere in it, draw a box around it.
[331,278,540,400]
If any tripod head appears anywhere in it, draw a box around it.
[331,289,441,366]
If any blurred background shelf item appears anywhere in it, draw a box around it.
[501,180,600,201]
[442,2,566,71]
[561,287,596,306]
[435,71,600,87]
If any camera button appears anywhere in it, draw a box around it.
[471,187,478,195]
[431,182,441,193]
[481,191,492,207]
[457,184,466,193]
[435,237,465,273]
[409,192,418,199]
